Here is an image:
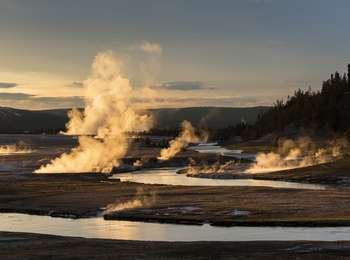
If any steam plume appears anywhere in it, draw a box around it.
[0,144,33,155]
[158,120,207,160]
[103,187,156,214]
[35,51,153,173]
[183,160,240,175]
[246,137,348,174]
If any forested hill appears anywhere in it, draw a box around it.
[0,106,268,133]
[255,66,350,137]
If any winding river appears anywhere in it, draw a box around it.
[1,213,350,241]
[112,168,324,190]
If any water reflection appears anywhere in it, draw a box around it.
[1,213,350,241]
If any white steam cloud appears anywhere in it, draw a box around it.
[182,160,240,175]
[35,51,153,173]
[103,187,156,214]
[246,137,348,174]
[158,120,207,161]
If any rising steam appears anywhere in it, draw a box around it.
[246,137,348,174]
[103,187,156,214]
[182,160,242,175]
[35,51,153,173]
[158,120,207,160]
[0,144,33,155]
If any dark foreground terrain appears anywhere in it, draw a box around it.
[1,231,350,260]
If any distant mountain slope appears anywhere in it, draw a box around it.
[151,107,269,129]
[0,106,268,133]
[0,107,68,133]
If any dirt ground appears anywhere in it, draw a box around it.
[1,231,350,260]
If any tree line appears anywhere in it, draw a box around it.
[213,66,350,141]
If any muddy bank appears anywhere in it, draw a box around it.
[1,231,350,259]
[2,172,350,226]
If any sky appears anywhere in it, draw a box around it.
[0,0,350,110]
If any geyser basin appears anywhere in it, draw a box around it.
[111,168,325,190]
[1,213,350,241]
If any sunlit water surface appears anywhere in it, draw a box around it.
[1,213,350,241]
[112,168,324,190]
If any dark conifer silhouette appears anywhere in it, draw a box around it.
[215,64,350,141]
[255,64,350,137]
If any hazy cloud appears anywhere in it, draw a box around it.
[133,95,276,108]
[0,91,275,109]
[140,41,162,55]
[0,82,17,88]
[0,92,33,100]
[155,81,214,91]
[66,81,83,88]
[0,92,83,109]
[32,96,83,104]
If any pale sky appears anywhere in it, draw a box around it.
[0,0,350,109]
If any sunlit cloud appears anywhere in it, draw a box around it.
[66,81,84,88]
[0,92,83,110]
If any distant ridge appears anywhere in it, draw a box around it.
[151,107,269,129]
[0,106,269,133]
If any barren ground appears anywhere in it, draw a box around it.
[1,231,350,259]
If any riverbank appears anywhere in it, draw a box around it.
[1,231,350,259]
